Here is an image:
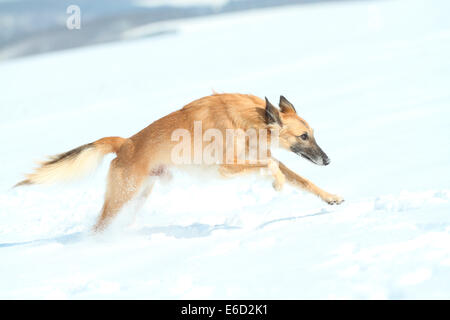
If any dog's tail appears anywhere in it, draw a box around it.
[14,137,127,187]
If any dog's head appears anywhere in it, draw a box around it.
[265,96,330,166]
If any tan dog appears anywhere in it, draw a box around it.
[15,93,344,231]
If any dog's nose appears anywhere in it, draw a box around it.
[323,157,330,166]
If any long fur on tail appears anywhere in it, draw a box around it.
[15,136,126,187]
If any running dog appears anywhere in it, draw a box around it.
[15,93,344,231]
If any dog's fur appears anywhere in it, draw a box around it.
[16,93,343,231]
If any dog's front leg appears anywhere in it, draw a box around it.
[218,160,285,191]
[267,159,286,191]
[276,160,344,205]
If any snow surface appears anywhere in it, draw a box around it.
[1,0,450,299]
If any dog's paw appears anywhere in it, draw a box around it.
[272,177,285,191]
[322,193,344,205]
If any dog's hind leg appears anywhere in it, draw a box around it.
[93,158,146,232]
[124,179,155,229]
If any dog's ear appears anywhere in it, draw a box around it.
[265,97,282,126]
[279,95,296,114]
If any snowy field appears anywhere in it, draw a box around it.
[1,0,450,299]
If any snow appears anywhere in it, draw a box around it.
[1,0,450,299]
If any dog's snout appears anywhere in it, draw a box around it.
[323,157,330,166]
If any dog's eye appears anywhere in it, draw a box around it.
[299,133,308,141]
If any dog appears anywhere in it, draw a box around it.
[15,93,344,231]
